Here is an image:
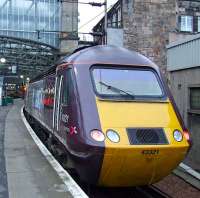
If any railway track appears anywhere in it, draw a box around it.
[136,185,172,198]
[25,112,172,198]
[83,185,172,198]
[73,184,173,198]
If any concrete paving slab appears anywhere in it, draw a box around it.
[4,100,72,198]
[0,105,11,198]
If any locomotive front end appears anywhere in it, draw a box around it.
[89,65,191,187]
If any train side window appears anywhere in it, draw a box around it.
[55,75,62,97]
[61,69,72,106]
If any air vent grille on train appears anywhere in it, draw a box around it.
[127,128,168,145]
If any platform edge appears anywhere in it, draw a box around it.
[20,106,88,198]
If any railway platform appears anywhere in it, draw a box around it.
[0,99,87,198]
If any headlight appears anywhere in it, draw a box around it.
[173,130,183,142]
[91,130,105,142]
[106,129,120,143]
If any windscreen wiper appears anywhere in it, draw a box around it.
[99,81,135,99]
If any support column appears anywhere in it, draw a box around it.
[60,0,78,55]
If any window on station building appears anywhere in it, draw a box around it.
[117,7,122,28]
[0,0,61,47]
[107,19,112,28]
[190,87,200,110]
[198,17,200,32]
[112,13,117,28]
[180,15,193,32]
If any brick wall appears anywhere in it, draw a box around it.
[123,0,177,71]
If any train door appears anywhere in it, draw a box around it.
[53,68,72,144]
[53,72,63,138]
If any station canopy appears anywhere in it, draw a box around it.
[0,35,60,79]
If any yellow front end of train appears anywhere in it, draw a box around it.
[96,100,189,186]
[90,66,190,187]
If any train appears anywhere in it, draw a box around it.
[24,45,191,187]
[1,76,26,98]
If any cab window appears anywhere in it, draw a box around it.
[91,67,165,100]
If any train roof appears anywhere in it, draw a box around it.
[65,45,158,70]
[30,45,159,83]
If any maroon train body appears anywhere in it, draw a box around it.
[24,45,191,186]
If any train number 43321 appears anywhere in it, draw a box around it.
[141,149,159,155]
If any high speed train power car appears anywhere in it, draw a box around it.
[24,45,191,186]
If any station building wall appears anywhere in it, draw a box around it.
[167,34,200,170]
[170,67,200,170]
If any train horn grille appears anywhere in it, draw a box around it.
[127,128,168,145]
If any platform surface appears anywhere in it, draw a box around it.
[1,100,72,198]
